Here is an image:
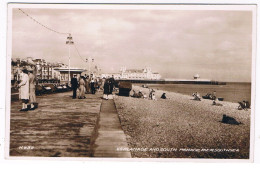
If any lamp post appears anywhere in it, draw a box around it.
[86,57,94,77]
[66,34,74,84]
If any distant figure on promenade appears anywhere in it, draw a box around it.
[100,77,105,90]
[90,77,96,94]
[103,79,110,100]
[161,93,167,99]
[94,78,99,91]
[18,69,30,111]
[109,75,116,94]
[86,76,91,93]
[78,76,86,99]
[71,74,78,99]
[28,68,37,110]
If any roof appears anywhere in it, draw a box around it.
[54,67,86,72]
[125,69,144,73]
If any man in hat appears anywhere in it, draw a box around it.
[28,67,37,110]
[18,68,30,111]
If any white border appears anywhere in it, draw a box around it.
[0,0,259,166]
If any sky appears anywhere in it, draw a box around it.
[12,7,253,82]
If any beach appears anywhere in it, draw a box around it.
[114,85,251,158]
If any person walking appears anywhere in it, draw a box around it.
[28,68,37,110]
[78,76,86,99]
[103,78,110,100]
[71,74,78,99]
[84,76,90,94]
[18,69,30,111]
[109,75,116,94]
[90,77,95,94]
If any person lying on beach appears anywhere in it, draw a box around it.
[192,92,201,101]
[161,93,167,99]
[212,100,223,106]
[202,93,213,100]
[132,90,145,99]
[221,114,241,125]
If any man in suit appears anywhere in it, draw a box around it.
[71,74,78,99]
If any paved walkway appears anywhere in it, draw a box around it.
[10,92,102,157]
[93,99,131,158]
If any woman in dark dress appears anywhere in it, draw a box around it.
[103,79,110,100]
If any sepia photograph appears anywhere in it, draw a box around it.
[6,3,256,160]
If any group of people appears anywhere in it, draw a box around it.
[103,76,116,100]
[71,74,100,99]
[132,88,167,100]
[192,91,224,106]
[17,68,37,111]
[70,74,116,100]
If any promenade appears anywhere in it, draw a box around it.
[10,92,102,157]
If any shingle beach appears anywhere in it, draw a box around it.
[114,85,251,158]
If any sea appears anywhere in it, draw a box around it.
[141,82,252,103]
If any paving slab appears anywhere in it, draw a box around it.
[93,99,131,158]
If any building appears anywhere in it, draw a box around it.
[120,67,161,80]
[54,67,86,84]
[193,74,200,80]
[11,57,35,83]
[11,57,71,84]
[33,59,61,80]
[100,73,121,79]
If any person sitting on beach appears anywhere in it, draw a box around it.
[152,93,156,100]
[212,91,217,100]
[245,101,250,109]
[137,90,144,98]
[132,90,139,98]
[192,92,201,101]
[161,93,167,99]
[149,88,155,100]
[238,101,249,110]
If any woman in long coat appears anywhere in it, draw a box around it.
[78,76,86,99]
[85,76,90,94]
[103,79,110,100]
[28,68,37,110]
[18,69,29,111]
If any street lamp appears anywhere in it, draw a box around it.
[86,57,94,77]
[66,34,74,84]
